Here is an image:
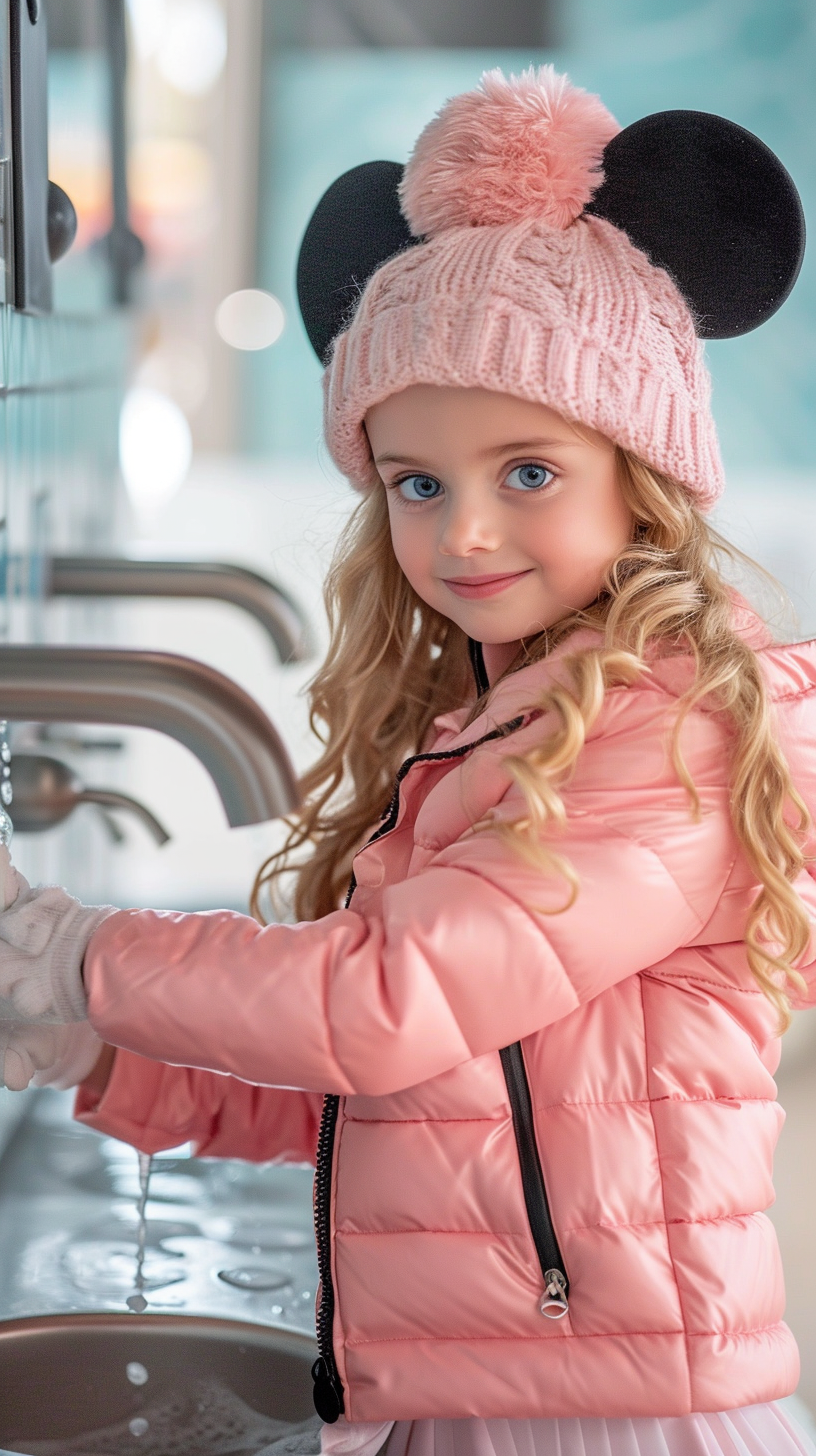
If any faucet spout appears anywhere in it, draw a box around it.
[47,557,312,663]
[76,789,171,846]
[0,646,300,827]
[9,754,171,846]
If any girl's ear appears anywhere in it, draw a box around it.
[297,161,418,364]
[585,110,805,339]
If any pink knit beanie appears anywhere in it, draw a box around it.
[297,68,804,513]
[324,68,723,509]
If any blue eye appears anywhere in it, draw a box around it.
[398,475,442,502]
[506,463,555,492]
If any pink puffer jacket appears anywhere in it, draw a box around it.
[77,611,816,1424]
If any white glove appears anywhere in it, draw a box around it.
[0,843,24,913]
[0,1019,104,1091]
[0,845,116,1024]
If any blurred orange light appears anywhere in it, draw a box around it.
[49,128,112,245]
[129,137,213,217]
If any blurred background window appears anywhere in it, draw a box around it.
[268,0,558,48]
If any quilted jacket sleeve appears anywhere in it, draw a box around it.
[74,1048,322,1161]
[83,701,744,1098]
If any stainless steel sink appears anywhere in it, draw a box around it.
[0,1312,318,1452]
[0,1094,322,1453]
[0,1092,319,1332]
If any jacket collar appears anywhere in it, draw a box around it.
[431,627,603,753]
[431,595,785,754]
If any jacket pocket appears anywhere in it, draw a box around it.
[499,1042,569,1319]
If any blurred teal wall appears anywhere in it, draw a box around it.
[248,0,815,477]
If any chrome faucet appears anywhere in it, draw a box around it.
[10,754,170,845]
[45,557,312,664]
[0,646,299,827]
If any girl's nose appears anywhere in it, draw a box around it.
[437,495,502,557]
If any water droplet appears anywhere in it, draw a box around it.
[126,1292,149,1313]
[126,1361,149,1386]
[129,1416,149,1437]
[1,780,13,805]
[271,1304,283,1315]
[1,743,11,763]
[217,1266,290,1291]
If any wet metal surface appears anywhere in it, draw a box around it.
[0,1091,318,1335]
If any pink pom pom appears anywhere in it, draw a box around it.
[400,66,620,238]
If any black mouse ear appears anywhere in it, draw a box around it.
[585,110,805,339]
[297,160,418,363]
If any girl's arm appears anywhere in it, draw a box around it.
[75,1045,322,1162]
[80,774,759,1097]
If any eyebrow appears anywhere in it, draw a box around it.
[482,438,583,456]
[373,438,581,467]
[374,453,431,467]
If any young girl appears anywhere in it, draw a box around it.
[0,66,814,1456]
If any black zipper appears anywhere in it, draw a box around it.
[499,1044,569,1318]
[468,636,491,697]
[467,646,568,1316]
[311,648,561,1419]
[311,1092,345,1421]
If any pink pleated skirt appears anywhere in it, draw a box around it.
[321,1402,816,1456]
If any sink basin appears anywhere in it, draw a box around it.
[0,1312,318,1453]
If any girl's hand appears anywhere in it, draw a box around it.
[0,845,117,1024]
[0,843,27,913]
[0,1020,104,1091]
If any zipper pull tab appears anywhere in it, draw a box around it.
[539,1268,569,1320]
[312,1356,345,1422]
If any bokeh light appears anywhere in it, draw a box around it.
[215,290,286,351]
[119,386,193,520]
[156,0,227,96]
[129,138,213,217]
[128,137,215,256]
[126,0,168,59]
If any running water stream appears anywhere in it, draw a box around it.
[126,1151,154,1313]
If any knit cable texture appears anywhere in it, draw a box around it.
[325,213,724,510]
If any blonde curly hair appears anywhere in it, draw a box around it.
[252,448,810,1031]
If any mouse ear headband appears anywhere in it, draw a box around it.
[298,108,804,363]
[297,69,805,509]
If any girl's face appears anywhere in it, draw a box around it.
[366,385,634,677]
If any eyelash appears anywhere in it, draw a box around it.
[391,475,442,506]
[390,461,558,505]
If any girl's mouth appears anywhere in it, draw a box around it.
[442,569,533,599]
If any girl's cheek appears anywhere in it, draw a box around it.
[389,514,435,595]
